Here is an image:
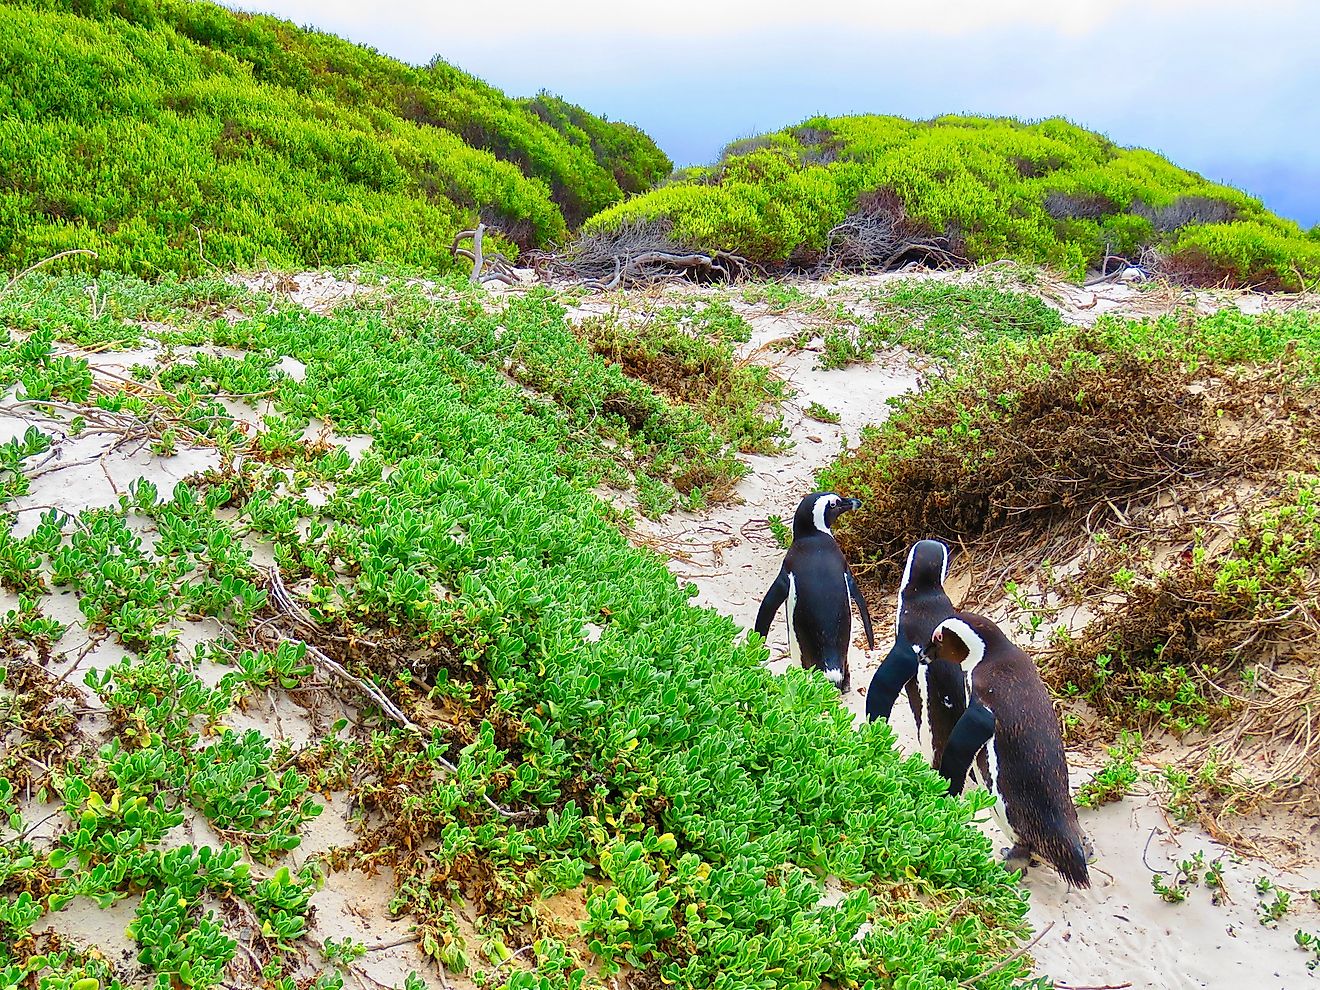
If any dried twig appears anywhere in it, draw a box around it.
[1,249,99,298]
[259,566,533,821]
[958,921,1055,987]
[534,219,750,290]
[452,223,518,285]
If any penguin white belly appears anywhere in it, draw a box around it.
[785,573,800,663]
[915,669,935,766]
[969,744,1019,847]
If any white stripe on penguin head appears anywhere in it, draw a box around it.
[899,542,918,594]
[812,493,839,534]
[937,540,949,585]
[933,616,985,670]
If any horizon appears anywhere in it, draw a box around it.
[225,0,1320,230]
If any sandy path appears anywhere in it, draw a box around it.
[625,317,1320,990]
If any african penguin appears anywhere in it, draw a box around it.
[925,611,1090,889]
[754,492,875,691]
[864,540,965,769]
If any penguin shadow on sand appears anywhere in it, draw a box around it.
[864,540,1098,893]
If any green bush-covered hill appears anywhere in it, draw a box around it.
[0,0,671,275]
[587,114,1320,289]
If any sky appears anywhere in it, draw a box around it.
[232,0,1320,228]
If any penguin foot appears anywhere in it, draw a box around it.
[1000,843,1033,874]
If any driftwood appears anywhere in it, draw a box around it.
[532,219,751,290]
[451,223,518,285]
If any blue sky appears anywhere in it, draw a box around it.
[232,0,1320,228]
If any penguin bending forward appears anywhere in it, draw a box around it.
[754,493,875,690]
[865,540,965,768]
[926,611,1091,889]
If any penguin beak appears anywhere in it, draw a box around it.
[843,498,862,512]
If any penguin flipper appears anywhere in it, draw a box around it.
[845,569,876,649]
[939,703,996,797]
[865,634,920,722]
[754,570,791,640]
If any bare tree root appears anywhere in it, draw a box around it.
[532,219,752,290]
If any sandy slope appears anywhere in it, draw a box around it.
[607,280,1320,990]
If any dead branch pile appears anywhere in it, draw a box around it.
[531,219,750,290]
[817,189,967,275]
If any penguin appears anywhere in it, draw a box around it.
[864,540,965,770]
[754,492,875,691]
[924,611,1091,889]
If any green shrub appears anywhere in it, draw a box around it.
[586,113,1319,287]
[521,91,672,196]
[0,0,668,275]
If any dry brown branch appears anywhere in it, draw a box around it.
[1,249,99,297]
[817,189,967,275]
[958,921,1055,988]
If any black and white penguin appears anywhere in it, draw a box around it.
[925,611,1091,889]
[754,492,875,691]
[865,540,965,769]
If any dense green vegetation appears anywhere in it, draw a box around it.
[588,114,1320,288]
[521,91,672,197]
[0,0,669,275]
[0,273,1030,990]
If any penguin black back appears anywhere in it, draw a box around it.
[865,540,964,769]
[929,612,1090,889]
[754,493,875,691]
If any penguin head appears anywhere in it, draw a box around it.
[926,613,991,668]
[791,492,861,538]
[901,539,950,593]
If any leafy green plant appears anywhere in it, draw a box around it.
[1256,878,1291,925]
[1296,929,1320,971]
[0,271,1039,990]
[1150,852,1229,906]
[1075,731,1143,808]
[803,401,840,424]
[0,0,669,276]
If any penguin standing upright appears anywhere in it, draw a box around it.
[754,493,875,691]
[865,540,965,768]
[925,611,1091,889]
